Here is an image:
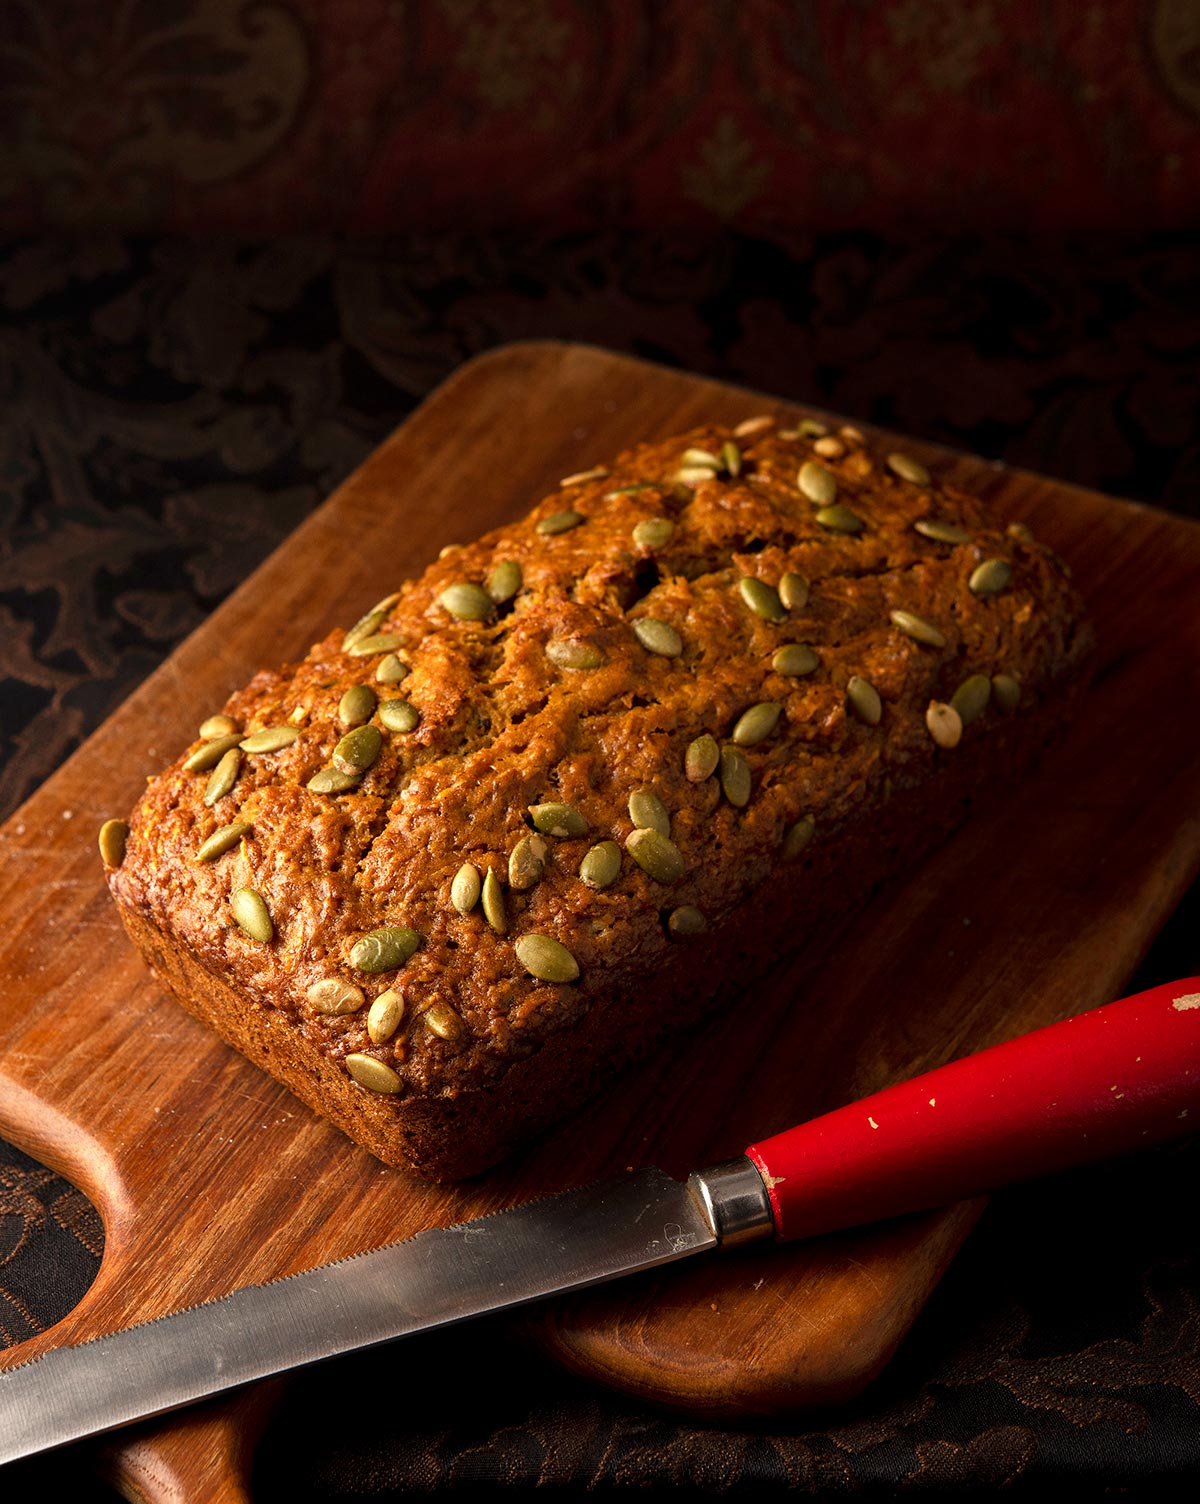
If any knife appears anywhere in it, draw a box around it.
[3,974,1198,1465]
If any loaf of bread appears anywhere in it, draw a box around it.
[103,415,1092,1180]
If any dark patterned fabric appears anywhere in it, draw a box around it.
[1,232,1198,1497]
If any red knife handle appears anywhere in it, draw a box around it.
[745,977,1200,1243]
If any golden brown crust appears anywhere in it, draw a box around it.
[108,419,1093,1180]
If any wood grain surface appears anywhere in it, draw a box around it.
[1,342,1198,1497]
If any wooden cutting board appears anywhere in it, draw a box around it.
[2,342,1198,1502]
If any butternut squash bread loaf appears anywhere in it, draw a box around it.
[103,416,1092,1180]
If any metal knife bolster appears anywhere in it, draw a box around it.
[687,1157,776,1246]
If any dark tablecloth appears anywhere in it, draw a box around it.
[1,233,1197,1498]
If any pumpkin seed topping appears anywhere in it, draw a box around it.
[782,816,816,860]
[98,818,128,868]
[721,440,742,476]
[487,558,523,604]
[375,653,409,685]
[969,559,1013,596]
[991,674,1021,714]
[424,1003,467,1043]
[559,467,608,487]
[813,435,845,459]
[438,544,461,560]
[773,643,819,676]
[738,576,787,623]
[632,517,675,549]
[887,452,930,485]
[482,869,508,934]
[798,418,828,437]
[668,906,707,938]
[914,519,970,544]
[633,619,683,658]
[509,833,549,890]
[342,608,386,653]
[846,675,883,726]
[734,414,774,438]
[676,465,718,488]
[196,821,252,863]
[241,726,300,755]
[815,504,864,534]
[199,714,239,740]
[348,632,404,658]
[681,447,721,469]
[685,733,720,782]
[626,827,685,883]
[349,926,421,973]
[231,888,273,943]
[628,788,670,836]
[515,933,580,983]
[338,684,377,728]
[779,571,810,610]
[719,745,752,808]
[840,425,866,444]
[605,482,660,500]
[439,582,495,621]
[307,766,361,794]
[378,700,419,733]
[798,460,837,505]
[925,701,963,748]
[529,802,588,838]
[451,862,481,914]
[579,840,622,889]
[306,978,365,1016]
[204,748,242,806]
[537,509,584,535]
[184,733,243,773]
[951,673,992,725]
[733,701,783,746]
[1007,521,1036,544]
[367,989,405,1044]
[889,609,947,648]
[345,1054,401,1094]
[334,724,382,774]
[546,637,606,670]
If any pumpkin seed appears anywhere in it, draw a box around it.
[378,699,419,733]
[509,833,548,890]
[914,519,969,544]
[779,571,809,610]
[348,632,404,658]
[798,460,837,504]
[451,862,481,913]
[1006,521,1036,544]
[307,766,361,793]
[951,673,992,725]
[546,638,605,670]
[231,888,273,943]
[529,802,588,838]
[342,608,386,653]
[199,714,239,739]
[98,818,128,868]
[685,733,720,782]
[487,559,523,604]
[887,452,930,485]
[889,609,947,648]
[306,978,365,1016]
[349,926,421,972]
[734,414,774,438]
[204,748,242,806]
[367,989,405,1043]
[334,723,382,774]
[782,816,815,860]
[846,675,882,726]
[675,466,717,488]
[815,504,863,534]
[668,905,707,938]
[626,827,685,884]
[481,869,507,934]
[991,674,1021,714]
[628,788,670,836]
[438,544,461,560]
[925,701,963,748]
[196,821,252,863]
[798,418,828,437]
[721,440,742,476]
[633,619,682,657]
[773,644,819,676]
[681,447,721,469]
[537,509,584,535]
[632,517,674,548]
[738,576,786,623]
[732,701,782,746]
[424,1002,466,1043]
[515,933,580,983]
[375,653,409,684]
[559,466,608,487]
[719,745,752,807]
[813,435,845,459]
[840,425,866,444]
[439,582,495,621]
[338,684,377,728]
[241,726,300,755]
[579,840,622,889]
[605,483,660,500]
[969,559,1013,596]
[184,733,243,773]
[345,1054,401,1093]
